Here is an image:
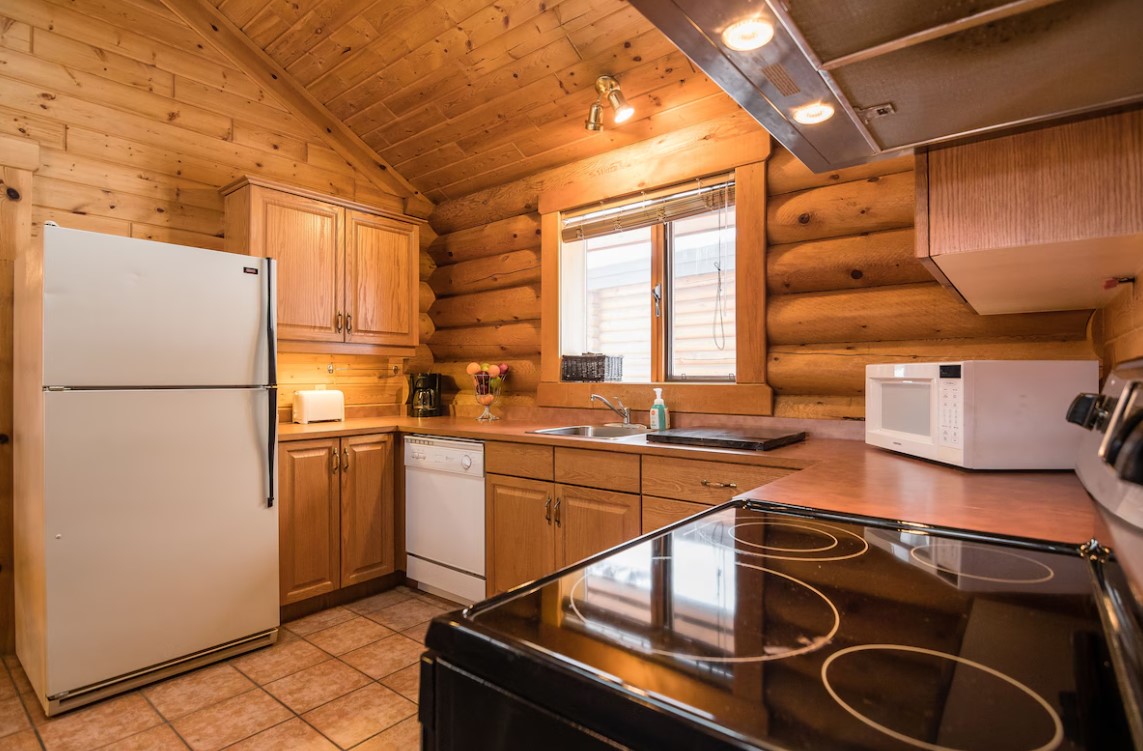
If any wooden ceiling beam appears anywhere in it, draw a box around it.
[158,0,434,218]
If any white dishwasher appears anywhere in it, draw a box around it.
[404,435,486,604]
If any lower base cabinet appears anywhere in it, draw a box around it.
[279,433,394,605]
[486,474,639,596]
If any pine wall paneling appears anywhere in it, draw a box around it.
[0,0,417,417]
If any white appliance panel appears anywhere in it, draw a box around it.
[43,226,270,387]
[43,389,278,696]
[405,469,486,575]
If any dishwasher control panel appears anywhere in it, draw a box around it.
[404,435,484,477]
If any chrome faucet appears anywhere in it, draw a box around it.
[590,394,630,423]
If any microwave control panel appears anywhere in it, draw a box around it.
[938,374,963,449]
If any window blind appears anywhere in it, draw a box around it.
[561,174,735,242]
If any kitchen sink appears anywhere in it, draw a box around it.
[530,424,651,439]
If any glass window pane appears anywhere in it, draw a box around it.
[668,209,736,381]
[585,228,653,383]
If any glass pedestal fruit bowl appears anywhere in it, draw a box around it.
[467,362,509,421]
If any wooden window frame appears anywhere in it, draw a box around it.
[538,162,772,416]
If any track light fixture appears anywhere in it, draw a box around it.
[585,75,634,131]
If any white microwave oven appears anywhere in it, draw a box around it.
[865,360,1099,469]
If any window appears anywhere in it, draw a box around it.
[558,176,736,382]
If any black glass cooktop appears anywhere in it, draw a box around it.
[428,502,1134,751]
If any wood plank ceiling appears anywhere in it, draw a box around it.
[208,0,745,204]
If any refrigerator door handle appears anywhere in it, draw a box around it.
[266,258,277,509]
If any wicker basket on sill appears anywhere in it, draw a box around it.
[560,353,623,382]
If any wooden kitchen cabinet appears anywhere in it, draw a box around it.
[484,444,642,596]
[279,433,395,605]
[279,438,340,604]
[222,177,419,352]
[916,109,1143,314]
[641,455,794,506]
[641,496,709,534]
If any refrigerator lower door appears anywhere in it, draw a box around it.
[43,226,271,388]
[43,388,278,697]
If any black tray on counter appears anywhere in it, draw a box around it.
[645,426,806,451]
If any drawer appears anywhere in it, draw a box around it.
[641,496,709,533]
[485,441,554,480]
[555,448,640,494]
[641,456,795,505]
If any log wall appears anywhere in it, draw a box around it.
[765,149,1095,419]
[428,142,1097,420]
[0,0,420,416]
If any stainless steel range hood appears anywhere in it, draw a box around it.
[629,0,1143,172]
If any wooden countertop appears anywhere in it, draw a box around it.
[279,416,1096,544]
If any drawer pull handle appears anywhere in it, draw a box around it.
[544,495,552,524]
[346,313,353,333]
[331,449,339,474]
[701,480,737,489]
[335,312,343,332]
[343,447,349,470]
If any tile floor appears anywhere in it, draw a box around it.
[0,586,457,750]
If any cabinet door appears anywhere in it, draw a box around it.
[345,211,418,347]
[254,189,344,342]
[555,485,640,569]
[340,433,395,587]
[486,475,556,596]
[279,439,340,605]
[641,496,708,534]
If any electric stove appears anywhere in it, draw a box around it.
[419,359,1143,751]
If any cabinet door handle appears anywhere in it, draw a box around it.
[345,313,353,332]
[544,494,552,524]
[342,447,349,470]
[554,497,561,527]
[701,479,737,489]
[331,448,340,473]
[335,312,343,332]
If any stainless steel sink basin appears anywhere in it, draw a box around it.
[530,424,651,439]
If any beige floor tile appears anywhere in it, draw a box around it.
[378,665,419,703]
[0,696,30,738]
[284,608,356,637]
[5,667,31,698]
[413,592,462,610]
[340,636,426,681]
[363,599,448,633]
[100,723,188,750]
[399,623,430,645]
[143,664,255,720]
[231,640,329,685]
[0,730,40,751]
[0,670,16,703]
[263,660,369,715]
[171,689,291,751]
[344,591,413,616]
[302,684,415,750]
[224,718,336,751]
[351,716,421,751]
[305,618,393,656]
[36,693,162,751]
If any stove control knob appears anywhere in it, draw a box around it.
[1113,414,1143,486]
[1066,393,1101,429]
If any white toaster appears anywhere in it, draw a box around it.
[292,389,345,424]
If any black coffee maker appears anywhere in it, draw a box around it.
[409,373,443,417]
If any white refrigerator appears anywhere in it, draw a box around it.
[16,225,280,716]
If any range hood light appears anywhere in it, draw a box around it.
[791,102,835,125]
[721,18,774,51]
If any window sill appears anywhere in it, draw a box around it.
[536,381,774,416]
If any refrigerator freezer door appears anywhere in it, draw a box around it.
[43,388,278,696]
[43,226,271,387]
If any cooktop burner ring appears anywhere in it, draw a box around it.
[728,521,839,553]
[909,541,1056,584]
[567,560,840,663]
[821,644,1064,751]
[692,518,870,561]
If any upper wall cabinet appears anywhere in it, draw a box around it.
[916,109,1143,315]
[222,178,419,352]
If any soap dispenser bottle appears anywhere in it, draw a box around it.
[650,388,670,430]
